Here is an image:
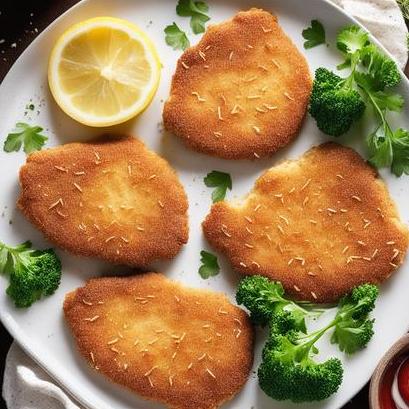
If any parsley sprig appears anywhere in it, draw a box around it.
[4,122,47,154]
[204,171,232,203]
[198,250,220,279]
[176,0,210,34]
[302,20,326,49]
[165,23,190,50]
[337,27,409,176]
[164,0,210,51]
[309,24,409,176]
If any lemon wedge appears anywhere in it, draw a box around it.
[48,17,161,127]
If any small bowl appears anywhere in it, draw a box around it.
[370,334,409,409]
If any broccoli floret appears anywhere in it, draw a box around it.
[330,284,378,353]
[236,275,281,326]
[376,59,400,89]
[261,310,305,359]
[259,328,343,402]
[309,24,407,175]
[341,283,379,316]
[309,67,365,136]
[0,241,61,308]
[235,277,378,402]
[270,309,302,336]
[236,275,321,331]
[361,44,401,90]
[241,281,379,402]
[331,318,374,354]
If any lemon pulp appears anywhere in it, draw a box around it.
[48,17,161,127]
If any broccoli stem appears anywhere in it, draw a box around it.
[341,53,359,90]
[368,92,393,138]
[293,296,371,356]
[276,321,341,370]
[360,86,395,163]
[295,321,336,355]
[260,290,322,318]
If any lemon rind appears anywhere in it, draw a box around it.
[48,17,161,127]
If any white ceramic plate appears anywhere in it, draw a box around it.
[0,0,408,408]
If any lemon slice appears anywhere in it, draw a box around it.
[48,17,161,127]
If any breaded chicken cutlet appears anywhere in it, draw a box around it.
[163,8,312,160]
[203,143,409,302]
[18,136,188,266]
[64,273,254,409]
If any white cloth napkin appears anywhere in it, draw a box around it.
[3,343,82,409]
[2,1,408,409]
[332,0,408,68]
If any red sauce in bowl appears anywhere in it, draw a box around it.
[398,359,409,406]
[380,356,409,409]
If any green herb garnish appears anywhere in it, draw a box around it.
[198,250,220,279]
[237,276,379,402]
[302,20,326,49]
[164,23,190,50]
[204,171,232,203]
[176,0,210,34]
[309,25,409,176]
[0,240,62,308]
[4,122,47,154]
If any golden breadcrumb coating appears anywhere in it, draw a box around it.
[203,143,409,302]
[18,136,188,266]
[163,8,312,160]
[64,273,254,409]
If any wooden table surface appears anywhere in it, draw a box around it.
[0,0,405,408]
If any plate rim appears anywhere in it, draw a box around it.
[0,0,408,408]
